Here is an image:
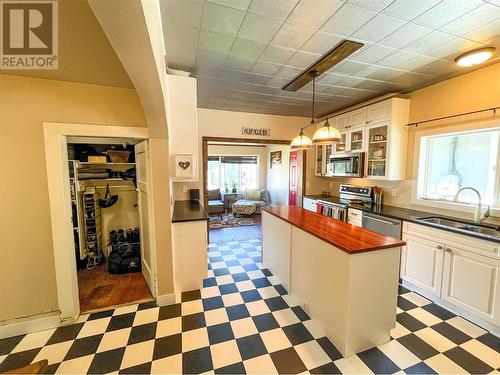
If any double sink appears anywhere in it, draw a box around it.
[417,217,500,240]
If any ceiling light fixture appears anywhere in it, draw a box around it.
[455,47,496,67]
[282,40,364,92]
[290,71,341,149]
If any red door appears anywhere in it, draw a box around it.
[289,151,298,206]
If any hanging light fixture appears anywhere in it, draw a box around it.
[311,72,341,145]
[290,128,313,150]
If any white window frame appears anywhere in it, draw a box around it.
[207,154,260,191]
[411,119,500,215]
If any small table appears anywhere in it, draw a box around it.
[221,192,240,211]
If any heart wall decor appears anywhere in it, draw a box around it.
[178,161,191,170]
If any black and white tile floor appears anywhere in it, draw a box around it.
[0,238,499,374]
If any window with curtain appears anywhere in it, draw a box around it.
[207,155,258,191]
[417,128,500,206]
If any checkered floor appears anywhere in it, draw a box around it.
[0,238,499,374]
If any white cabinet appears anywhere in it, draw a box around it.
[366,101,391,124]
[401,233,444,296]
[334,126,366,154]
[442,245,499,323]
[350,108,366,127]
[324,98,409,180]
[303,197,318,212]
[347,208,362,227]
[167,74,199,182]
[401,222,500,327]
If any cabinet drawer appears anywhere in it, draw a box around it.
[348,217,362,227]
[348,208,363,219]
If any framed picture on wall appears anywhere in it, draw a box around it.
[175,154,194,178]
[270,150,282,169]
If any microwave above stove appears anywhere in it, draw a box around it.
[328,153,364,177]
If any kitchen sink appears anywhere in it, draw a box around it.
[460,225,500,238]
[416,217,500,240]
[418,217,466,228]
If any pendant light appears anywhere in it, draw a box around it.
[290,128,313,150]
[312,73,341,145]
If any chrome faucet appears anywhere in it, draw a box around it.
[453,187,490,224]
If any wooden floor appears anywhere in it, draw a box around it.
[209,213,262,244]
[78,263,153,313]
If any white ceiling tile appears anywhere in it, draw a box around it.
[355,65,382,78]
[230,38,267,59]
[382,0,441,21]
[287,0,345,29]
[351,13,407,43]
[238,13,282,44]
[403,30,456,54]
[271,23,316,49]
[300,31,344,54]
[224,55,256,71]
[266,76,290,87]
[207,0,251,11]
[348,0,394,12]
[248,0,299,21]
[367,68,404,81]
[275,65,303,79]
[412,0,484,29]
[378,23,433,49]
[398,55,443,71]
[377,50,420,67]
[352,44,397,63]
[198,30,235,54]
[252,61,281,75]
[195,49,228,66]
[259,45,297,64]
[414,59,459,76]
[440,3,500,36]
[286,51,320,68]
[160,0,203,28]
[165,26,199,70]
[330,60,369,75]
[425,37,483,59]
[318,73,346,85]
[321,3,377,36]
[201,2,246,36]
[465,19,500,42]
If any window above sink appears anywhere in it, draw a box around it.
[415,127,500,212]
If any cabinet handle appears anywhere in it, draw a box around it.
[444,247,452,253]
[436,245,443,250]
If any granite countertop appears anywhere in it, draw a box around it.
[303,195,500,243]
[172,200,209,223]
[263,206,405,254]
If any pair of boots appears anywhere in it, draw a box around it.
[109,227,140,245]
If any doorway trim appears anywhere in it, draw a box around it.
[201,136,306,204]
[43,122,151,324]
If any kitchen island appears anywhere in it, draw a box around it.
[262,206,405,357]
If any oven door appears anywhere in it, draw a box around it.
[329,153,364,177]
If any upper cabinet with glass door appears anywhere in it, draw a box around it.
[328,97,409,180]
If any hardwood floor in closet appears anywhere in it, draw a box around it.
[78,264,153,313]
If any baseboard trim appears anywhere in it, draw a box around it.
[0,312,61,339]
[157,293,177,306]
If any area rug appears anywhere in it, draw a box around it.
[209,214,254,229]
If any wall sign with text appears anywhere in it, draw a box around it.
[241,127,271,137]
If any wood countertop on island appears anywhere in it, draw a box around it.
[262,206,405,254]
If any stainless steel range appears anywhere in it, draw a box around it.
[317,184,373,221]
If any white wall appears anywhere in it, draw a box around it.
[208,144,267,190]
[266,145,290,206]
[172,108,308,200]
